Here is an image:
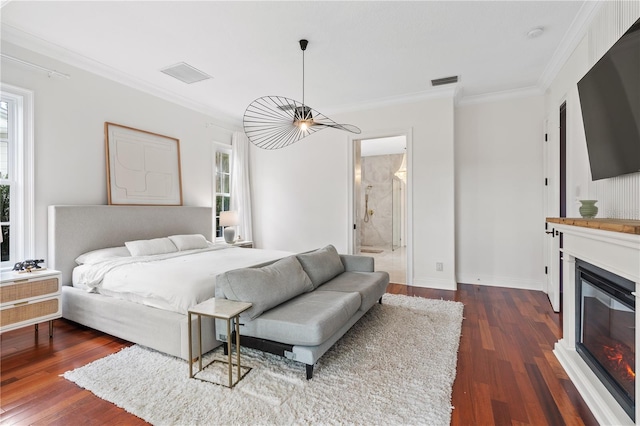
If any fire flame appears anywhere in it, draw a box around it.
[603,344,636,380]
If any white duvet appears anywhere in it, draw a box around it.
[73,246,291,314]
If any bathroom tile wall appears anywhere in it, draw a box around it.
[360,154,404,247]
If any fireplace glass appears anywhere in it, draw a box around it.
[576,259,635,420]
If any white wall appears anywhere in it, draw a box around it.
[251,95,457,290]
[546,2,640,220]
[545,24,593,219]
[1,42,234,259]
[456,95,545,290]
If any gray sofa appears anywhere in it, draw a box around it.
[215,245,389,379]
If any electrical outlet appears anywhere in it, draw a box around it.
[436,262,443,271]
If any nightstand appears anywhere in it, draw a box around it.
[231,240,253,248]
[0,269,62,337]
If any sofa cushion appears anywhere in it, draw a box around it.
[316,271,389,312]
[240,290,361,346]
[216,256,313,320]
[339,254,374,272]
[296,245,345,288]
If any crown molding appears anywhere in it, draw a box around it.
[325,84,460,116]
[457,86,543,106]
[537,0,603,92]
[1,24,242,129]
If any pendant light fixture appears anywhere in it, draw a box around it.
[243,39,361,150]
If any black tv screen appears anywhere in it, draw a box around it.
[577,17,640,181]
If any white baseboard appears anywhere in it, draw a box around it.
[411,277,457,291]
[456,273,543,291]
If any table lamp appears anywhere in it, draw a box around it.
[220,211,239,244]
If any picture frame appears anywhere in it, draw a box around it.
[105,122,183,206]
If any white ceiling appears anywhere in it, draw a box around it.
[1,1,590,125]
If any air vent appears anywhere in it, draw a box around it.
[160,62,212,84]
[431,76,459,86]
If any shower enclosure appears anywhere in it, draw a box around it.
[392,176,402,250]
[359,153,405,250]
[354,135,408,285]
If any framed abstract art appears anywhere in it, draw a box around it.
[105,122,183,205]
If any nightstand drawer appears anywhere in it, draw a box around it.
[0,278,60,305]
[0,298,60,328]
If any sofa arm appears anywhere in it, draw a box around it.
[340,254,374,272]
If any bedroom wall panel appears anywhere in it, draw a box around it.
[250,128,351,252]
[0,41,235,260]
[455,95,545,290]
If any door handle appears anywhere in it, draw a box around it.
[545,227,555,237]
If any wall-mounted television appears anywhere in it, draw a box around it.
[577,17,640,181]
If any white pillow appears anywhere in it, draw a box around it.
[125,237,178,257]
[168,234,209,251]
[75,246,131,265]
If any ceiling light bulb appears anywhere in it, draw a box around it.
[296,119,313,131]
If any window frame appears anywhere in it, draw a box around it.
[212,142,232,243]
[0,83,34,270]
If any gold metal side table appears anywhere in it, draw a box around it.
[188,298,252,388]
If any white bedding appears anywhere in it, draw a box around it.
[72,246,291,314]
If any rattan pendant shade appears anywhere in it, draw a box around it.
[243,40,361,150]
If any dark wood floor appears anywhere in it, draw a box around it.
[389,283,598,425]
[1,284,598,425]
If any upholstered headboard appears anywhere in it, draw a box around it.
[48,205,213,285]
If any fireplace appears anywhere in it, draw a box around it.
[550,217,640,424]
[575,259,636,421]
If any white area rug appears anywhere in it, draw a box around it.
[64,294,464,425]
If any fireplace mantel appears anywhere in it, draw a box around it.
[547,217,640,235]
[549,218,640,425]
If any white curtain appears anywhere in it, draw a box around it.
[230,131,253,242]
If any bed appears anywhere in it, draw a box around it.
[48,205,289,360]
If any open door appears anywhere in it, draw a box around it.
[543,103,566,313]
[353,139,362,255]
[543,116,559,312]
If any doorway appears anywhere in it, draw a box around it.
[559,102,567,309]
[543,102,567,313]
[354,135,407,284]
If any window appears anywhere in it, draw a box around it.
[213,144,232,240]
[1,100,10,262]
[1,84,34,269]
